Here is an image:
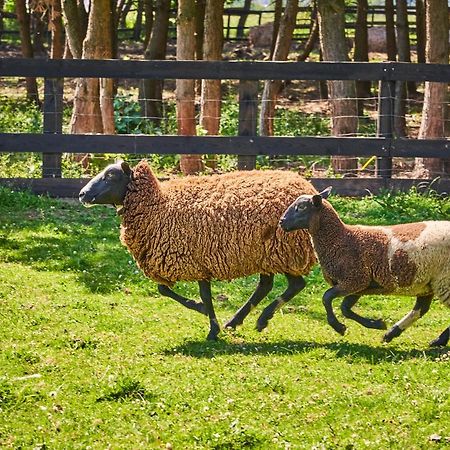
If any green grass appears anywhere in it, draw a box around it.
[0,187,449,449]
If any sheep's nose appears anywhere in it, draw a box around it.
[279,217,285,226]
[79,188,86,202]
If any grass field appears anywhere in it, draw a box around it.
[0,186,449,449]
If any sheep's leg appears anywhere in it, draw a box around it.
[224,274,274,329]
[383,294,433,343]
[323,286,347,336]
[158,284,207,315]
[256,274,306,332]
[430,327,450,347]
[341,295,387,330]
[199,280,220,341]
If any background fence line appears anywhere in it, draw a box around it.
[0,58,449,197]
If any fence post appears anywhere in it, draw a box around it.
[42,77,63,178]
[376,79,394,179]
[237,80,258,170]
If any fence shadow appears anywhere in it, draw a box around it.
[164,338,448,364]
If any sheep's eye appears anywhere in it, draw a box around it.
[295,204,305,212]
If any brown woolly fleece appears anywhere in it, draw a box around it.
[310,200,450,305]
[119,161,317,286]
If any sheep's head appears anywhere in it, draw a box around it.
[79,161,133,207]
[279,187,332,231]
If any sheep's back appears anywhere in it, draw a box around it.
[122,170,317,284]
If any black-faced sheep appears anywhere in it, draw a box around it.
[79,160,317,340]
[280,187,450,346]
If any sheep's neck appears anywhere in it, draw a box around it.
[309,204,348,260]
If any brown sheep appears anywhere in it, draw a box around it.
[79,160,317,340]
[280,187,450,346]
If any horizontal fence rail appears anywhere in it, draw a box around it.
[2,59,450,82]
[1,134,449,159]
[1,58,450,197]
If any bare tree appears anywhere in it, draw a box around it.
[354,0,370,103]
[236,0,252,39]
[260,0,298,137]
[50,0,64,59]
[385,0,396,61]
[318,0,358,174]
[200,0,224,169]
[415,0,425,64]
[416,0,449,177]
[177,0,203,175]
[139,0,170,125]
[16,0,40,104]
[270,0,283,60]
[69,0,115,135]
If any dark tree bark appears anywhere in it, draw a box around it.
[297,4,318,62]
[394,0,412,137]
[142,0,153,50]
[195,0,206,60]
[119,0,133,27]
[270,0,283,60]
[236,0,252,39]
[416,0,449,177]
[50,0,64,59]
[70,0,115,134]
[133,0,144,40]
[416,0,425,64]
[260,0,298,137]
[62,0,88,59]
[385,0,396,61]
[177,0,203,175]
[139,0,170,125]
[354,0,370,104]
[318,0,358,174]
[16,0,39,104]
[200,0,224,169]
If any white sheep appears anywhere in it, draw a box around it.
[280,187,450,346]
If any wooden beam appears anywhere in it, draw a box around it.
[1,177,448,198]
[1,59,450,82]
[1,133,449,158]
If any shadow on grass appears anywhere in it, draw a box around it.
[165,338,448,364]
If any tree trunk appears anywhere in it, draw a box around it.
[385,0,396,61]
[354,0,370,103]
[416,0,449,177]
[62,0,88,59]
[70,0,115,135]
[260,0,298,138]
[195,0,206,60]
[133,0,144,40]
[297,5,318,62]
[318,0,358,174]
[236,0,252,40]
[270,0,283,60]
[200,0,224,169]
[177,0,203,175]
[119,0,133,28]
[139,0,170,125]
[32,10,47,56]
[415,0,425,64]
[15,0,39,104]
[142,0,153,50]
[50,0,64,59]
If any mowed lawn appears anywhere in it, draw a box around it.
[0,186,449,449]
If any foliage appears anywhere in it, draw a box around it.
[0,186,450,448]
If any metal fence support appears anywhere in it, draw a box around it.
[42,77,63,178]
[376,79,395,179]
[237,79,258,170]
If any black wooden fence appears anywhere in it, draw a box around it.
[0,58,449,197]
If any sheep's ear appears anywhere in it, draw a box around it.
[320,186,332,199]
[121,161,133,179]
[312,194,322,207]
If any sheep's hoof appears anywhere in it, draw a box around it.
[206,331,219,341]
[223,318,238,330]
[383,325,402,343]
[330,321,346,336]
[256,318,268,332]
